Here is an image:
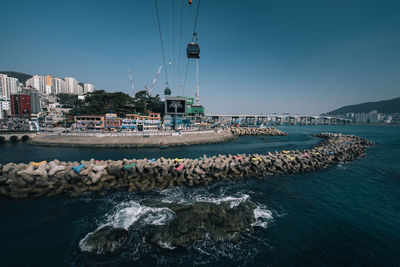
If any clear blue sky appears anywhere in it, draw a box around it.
[1,0,399,114]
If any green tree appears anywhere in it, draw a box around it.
[57,93,78,107]
[69,90,162,116]
[132,91,162,114]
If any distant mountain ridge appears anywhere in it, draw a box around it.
[0,71,32,84]
[327,97,400,115]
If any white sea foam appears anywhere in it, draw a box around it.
[252,205,273,228]
[157,241,176,250]
[160,187,186,203]
[79,225,122,254]
[106,201,175,229]
[79,200,175,252]
[160,187,251,208]
[194,194,250,208]
[79,231,95,253]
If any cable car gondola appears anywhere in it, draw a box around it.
[187,42,200,59]
[164,87,171,95]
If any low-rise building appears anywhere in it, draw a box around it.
[121,118,137,131]
[123,113,161,131]
[104,113,121,130]
[0,96,10,119]
[74,115,104,130]
[126,112,161,121]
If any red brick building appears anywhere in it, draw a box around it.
[11,94,31,119]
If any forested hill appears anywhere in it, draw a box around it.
[327,97,400,115]
[0,71,32,83]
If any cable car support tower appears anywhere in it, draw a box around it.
[194,34,200,105]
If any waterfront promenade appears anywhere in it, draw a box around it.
[28,129,236,148]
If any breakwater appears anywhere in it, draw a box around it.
[0,133,372,199]
[27,127,285,148]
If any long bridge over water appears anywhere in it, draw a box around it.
[205,114,351,125]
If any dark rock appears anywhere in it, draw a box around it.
[148,200,257,247]
[79,226,129,254]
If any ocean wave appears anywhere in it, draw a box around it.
[105,200,175,229]
[160,186,251,208]
[191,236,260,265]
[252,205,274,228]
[194,194,250,208]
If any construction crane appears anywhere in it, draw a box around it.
[148,65,162,96]
[128,68,135,96]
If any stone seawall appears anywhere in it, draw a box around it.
[0,133,372,199]
[27,127,285,148]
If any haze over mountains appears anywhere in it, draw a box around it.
[327,97,400,115]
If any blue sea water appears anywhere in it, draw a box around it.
[0,125,399,266]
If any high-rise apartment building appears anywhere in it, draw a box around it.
[78,84,83,95]
[6,77,19,95]
[64,77,79,95]
[51,77,66,94]
[0,74,21,98]
[45,75,52,94]
[83,83,94,93]
[26,75,45,93]
[0,74,7,97]
[23,74,92,96]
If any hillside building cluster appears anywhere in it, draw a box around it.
[0,72,206,131]
[0,73,94,125]
[0,73,94,98]
[343,110,398,124]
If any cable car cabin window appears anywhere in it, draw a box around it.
[187,43,200,58]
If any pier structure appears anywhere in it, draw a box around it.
[205,114,351,126]
[0,131,38,142]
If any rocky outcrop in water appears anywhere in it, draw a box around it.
[229,127,287,136]
[148,200,257,247]
[80,199,257,253]
[79,226,129,254]
[0,133,373,199]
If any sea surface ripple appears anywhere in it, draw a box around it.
[0,125,399,266]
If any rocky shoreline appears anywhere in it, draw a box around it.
[80,199,258,253]
[0,132,372,199]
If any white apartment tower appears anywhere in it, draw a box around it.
[78,84,83,95]
[51,77,66,94]
[0,74,21,98]
[0,74,7,97]
[6,77,19,95]
[26,75,46,93]
[83,83,94,93]
[64,77,79,94]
